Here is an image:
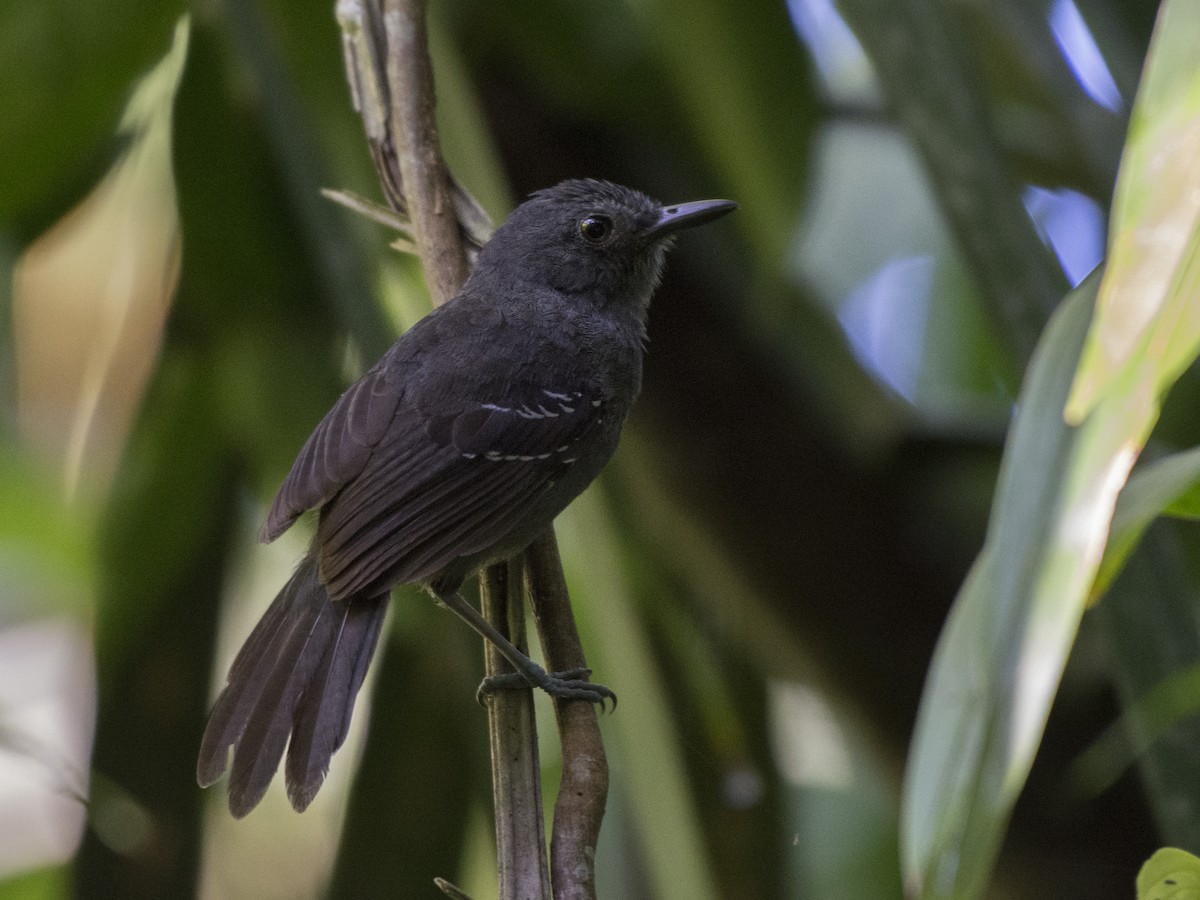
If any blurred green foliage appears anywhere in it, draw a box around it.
[3,0,1200,898]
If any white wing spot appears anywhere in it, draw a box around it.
[591,399,602,408]
[536,404,559,417]
[559,404,575,413]
[482,403,511,412]
[543,390,571,401]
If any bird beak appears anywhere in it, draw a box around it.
[645,199,738,239]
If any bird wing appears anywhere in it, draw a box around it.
[314,382,608,599]
[259,348,410,544]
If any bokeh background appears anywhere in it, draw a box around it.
[1,0,1192,897]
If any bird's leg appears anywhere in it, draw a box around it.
[434,590,616,709]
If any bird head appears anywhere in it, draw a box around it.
[471,179,736,314]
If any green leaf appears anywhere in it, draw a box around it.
[1164,483,1200,519]
[1094,445,1200,599]
[1068,656,1200,801]
[0,447,95,620]
[904,5,1200,893]
[901,267,1163,897]
[1137,848,1200,900]
[902,286,1089,900]
[0,865,69,900]
[1067,0,1200,422]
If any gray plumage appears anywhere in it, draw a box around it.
[197,179,736,816]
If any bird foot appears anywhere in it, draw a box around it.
[477,665,617,710]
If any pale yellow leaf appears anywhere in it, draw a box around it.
[12,18,188,501]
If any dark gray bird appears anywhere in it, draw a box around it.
[196,179,736,817]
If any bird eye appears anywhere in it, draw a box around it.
[579,214,614,244]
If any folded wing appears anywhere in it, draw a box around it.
[316,384,605,598]
[260,349,409,544]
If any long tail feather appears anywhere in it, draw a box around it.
[284,597,386,811]
[196,552,388,817]
[196,583,297,788]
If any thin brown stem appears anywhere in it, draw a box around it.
[523,531,608,900]
[480,565,552,900]
[382,0,469,307]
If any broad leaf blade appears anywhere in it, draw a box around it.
[901,280,1099,899]
[1067,0,1200,422]
[905,4,1200,892]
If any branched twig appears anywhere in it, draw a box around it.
[337,0,493,258]
[335,2,608,897]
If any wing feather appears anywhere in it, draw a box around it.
[261,351,409,543]
[315,387,605,598]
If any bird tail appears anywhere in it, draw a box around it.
[196,551,387,817]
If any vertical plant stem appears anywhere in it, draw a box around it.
[523,531,608,900]
[382,0,469,307]
[480,564,553,900]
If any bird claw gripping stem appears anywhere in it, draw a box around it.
[477,666,617,710]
